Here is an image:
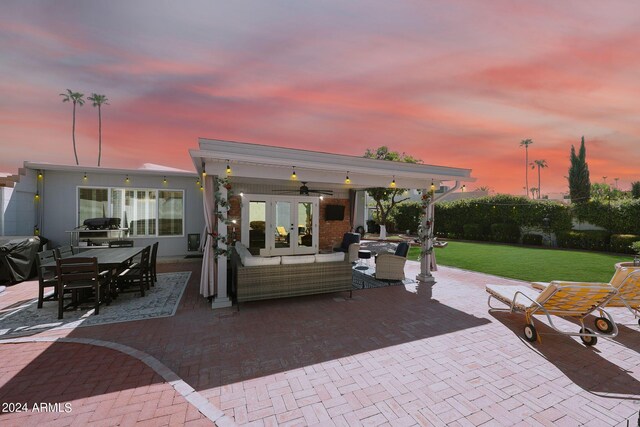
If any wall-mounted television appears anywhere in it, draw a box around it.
[325,204,345,221]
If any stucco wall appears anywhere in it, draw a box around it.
[35,170,204,257]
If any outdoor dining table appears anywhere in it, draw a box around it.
[42,247,144,271]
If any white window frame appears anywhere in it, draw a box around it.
[76,186,185,238]
[240,194,319,256]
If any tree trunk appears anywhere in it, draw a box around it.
[72,102,79,165]
[379,224,387,240]
[97,105,102,166]
[537,165,541,199]
[525,146,529,198]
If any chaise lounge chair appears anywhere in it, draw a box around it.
[486,281,619,346]
[531,264,640,328]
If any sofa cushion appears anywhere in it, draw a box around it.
[243,256,281,267]
[315,252,345,263]
[281,255,316,265]
[234,242,252,265]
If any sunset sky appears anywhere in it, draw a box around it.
[1,1,639,194]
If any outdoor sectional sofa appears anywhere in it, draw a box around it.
[231,242,353,303]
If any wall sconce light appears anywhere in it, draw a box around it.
[390,176,396,188]
[37,171,43,180]
[163,176,167,184]
[125,175,130,184]
[319,195,324,201]
[226,161,232,175]
[291,166,297,180]
[345,172,351,184]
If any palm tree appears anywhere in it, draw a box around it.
[530,187,538,199]
[60,89,85,165]
[87,93,109,166]
[519,139,534,198]
[530,159,548,199]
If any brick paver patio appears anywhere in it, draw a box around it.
[1,258,639,426]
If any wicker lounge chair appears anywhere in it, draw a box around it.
[375,242,409,281]
[486,281,619,346]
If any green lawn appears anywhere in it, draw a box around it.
[408,241,633,283]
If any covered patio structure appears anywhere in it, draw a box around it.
[190,138,474,308]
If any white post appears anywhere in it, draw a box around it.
[212,176,232,309]
[416,188,435,284]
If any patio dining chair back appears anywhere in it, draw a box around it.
[36,249,57,308]
[54,245,75,260]
[108,240,134,248]
[55,257,110,319]
[116,245,151,297]
[150,241,159,284]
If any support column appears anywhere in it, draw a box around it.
[212,176,232,309]
[416,188,435,284]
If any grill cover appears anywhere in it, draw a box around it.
[0,236,41,284]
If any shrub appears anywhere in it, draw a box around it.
[556,230,610,251]
[572,199,640,234]
[490,223,520,243]
[609,234,640,254]
[463,223,485,240]
[522,233,543,246]
[391,202,422,234]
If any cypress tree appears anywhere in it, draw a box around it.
[568,136,591,203]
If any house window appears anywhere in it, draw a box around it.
[78,187,184,237]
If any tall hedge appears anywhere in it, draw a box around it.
[572,199,640,234]
[434,194,572,238]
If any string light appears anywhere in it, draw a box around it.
[163,176,167,184]
[239,192,244,197]
[196,178,201,186]
[390,176,396,188]
[226,161,232,175]
[34,191,40,200]
[461,184,466,192]
[319,195,324,200]
[430,181,436,192]
[125,175,130,183]
[83,172,88,181]
[37,171,43,180]
[345,172,351,184]
[291,166,297,180]
[202,162,206,178]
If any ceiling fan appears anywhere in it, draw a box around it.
[273,182,333,196]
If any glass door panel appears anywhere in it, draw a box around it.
[248,201,266,255]
[274,201,292,251]
[297,202,313,249]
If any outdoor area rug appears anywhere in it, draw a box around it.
[0,271,190,337]
[352,267,416,290]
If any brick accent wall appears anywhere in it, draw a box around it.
[319,198,351,252]
[227,195,242,243]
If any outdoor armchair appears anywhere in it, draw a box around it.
[333,232,360,263]
[375,242,409,281]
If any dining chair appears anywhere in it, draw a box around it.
[150,242,159,285]
[54,245,75,260]
[55,257,111,319]
[116,245,151,296]
[36,249,58,308]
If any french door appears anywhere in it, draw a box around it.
[241,195,319,256]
